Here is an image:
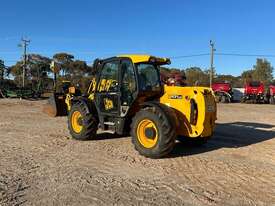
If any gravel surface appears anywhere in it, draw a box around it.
[0,99,275,206]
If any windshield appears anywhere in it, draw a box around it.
[136,63,161,91]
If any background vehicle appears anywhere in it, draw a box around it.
[242,81,265,103]
[44,55,217,158]
[211,82,233,103]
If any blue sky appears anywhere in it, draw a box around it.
[1,0,275,76]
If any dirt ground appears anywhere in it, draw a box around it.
[0,99,274,206]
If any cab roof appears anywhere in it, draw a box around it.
[118,54,170,65]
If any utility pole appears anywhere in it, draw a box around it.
[19,38,30,88]
[209,40,215,88]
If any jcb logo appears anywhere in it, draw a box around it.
[104,98,114,110]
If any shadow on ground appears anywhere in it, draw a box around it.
[170,121,275,157]
[94,132,126,141]
[81,122,275,158]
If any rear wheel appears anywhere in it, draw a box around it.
[131,106,176,158]
[68,101,98,140]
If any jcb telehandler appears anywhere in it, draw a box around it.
[44,55,216,158]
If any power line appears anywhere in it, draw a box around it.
[216,53,275,57]
[170,52,275,59]
[170,53,210,59]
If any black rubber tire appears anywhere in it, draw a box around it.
[177,136,209,146]
[68,101,98,140]
[131,106,176,158]
[241,97,246,103]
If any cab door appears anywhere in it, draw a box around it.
[96,60,120,116]
[120,59,137,116]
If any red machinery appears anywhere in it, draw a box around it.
[211,82,233,103]
[242,81,265,103]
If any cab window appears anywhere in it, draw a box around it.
[136,63,160,91]
[98,61,119,92]
[121,60,136,93]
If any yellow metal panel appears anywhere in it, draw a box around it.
[160,85,216,138]
[118,54,151,63]
[118,54,169,64]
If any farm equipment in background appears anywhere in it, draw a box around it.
[211,82,233,103]
[43,55,217,158]
[242,81,265,103]
[0,81,35,99]
[3,88,34,98]
[0,85,45,99]
[0,73,46,99]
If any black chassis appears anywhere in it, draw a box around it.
[243,93,265,103]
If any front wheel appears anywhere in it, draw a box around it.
[68,101,98,140]
[131,106,176,158]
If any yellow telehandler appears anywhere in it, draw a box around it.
[44,55,216,158]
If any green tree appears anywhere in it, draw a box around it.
[7,54,52,88]
[7,61,24,87]
[53,53,74,76]
[28,54,51,79]
[28,54,52,92]
[252,58,273,86]
[240,59,274,87]
[185,67,209,86]
[68,60,89,76]
[241,69,253,84]
[215,74,242,87]
[67,60,90,92]
[0,59,5,81]
[160,67,171,80]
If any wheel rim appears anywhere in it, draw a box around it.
[137,119,158,148]
[71,111,83,133]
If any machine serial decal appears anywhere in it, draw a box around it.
[168,95,183,99]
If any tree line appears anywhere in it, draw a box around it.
[161,58,274,88]
[0,53,93,93]
[0,53,274,94]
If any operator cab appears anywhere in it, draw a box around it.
[93,55,170,132]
